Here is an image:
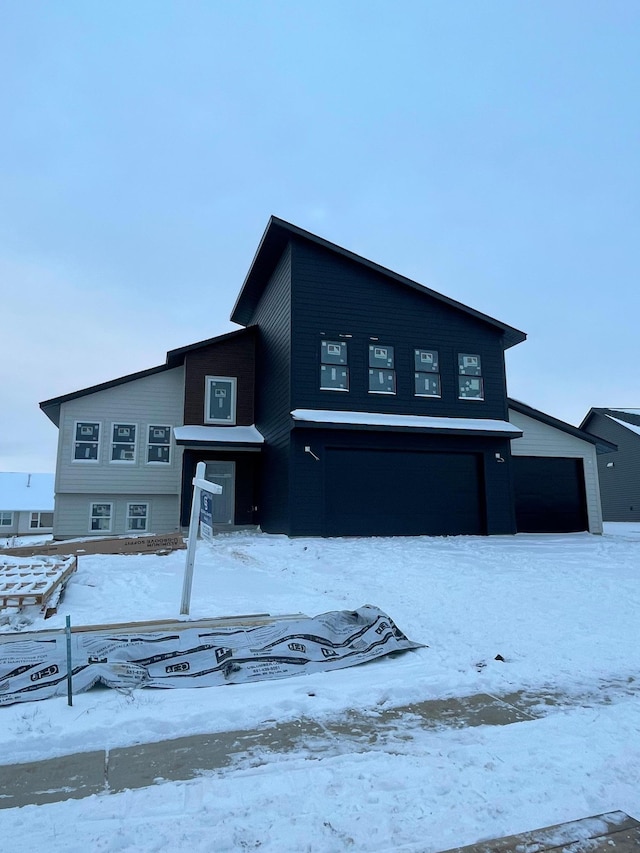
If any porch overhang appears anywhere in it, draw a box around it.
[173,425,264,451]
[290,409,523,439]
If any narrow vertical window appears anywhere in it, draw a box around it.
[320,340,349,390]
[74,422,100,461]
[414,349,441,397]
[205,377,237,423]
[458,354,484,400]
[147,425,172,464]
[368,345,395,394]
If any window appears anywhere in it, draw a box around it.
[147,425,172,464]
[29,512,53,529]
[414,349,441,397]
[205,377,237,423]
[458,353,484,400]
[126,503,148,532]
[90,503,112,532]
[0,511,13,527]
[369,344,396,394]
[74,422,100,461]
[111,424,137,462]
[320,340,349,391]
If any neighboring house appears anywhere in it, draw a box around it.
[580,408,640,521]
[0,473,55,536]
[40,216,610,539]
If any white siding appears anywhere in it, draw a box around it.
[53,367,185,538]
[509,409,604,534]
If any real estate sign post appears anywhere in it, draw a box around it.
[180,462,222,615]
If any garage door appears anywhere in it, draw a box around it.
[324,448,485,537]
[512,456,588,533]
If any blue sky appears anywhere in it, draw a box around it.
[1,1,638,472]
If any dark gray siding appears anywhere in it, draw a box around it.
[290,239,509,421]
[583,412,640,521]
[251,245,293,533]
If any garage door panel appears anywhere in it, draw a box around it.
[513,456,587,533]
[324,448,484,537]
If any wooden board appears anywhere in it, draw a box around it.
[2,533,186,559]
[436,811,640,853]
[0,556,77,609]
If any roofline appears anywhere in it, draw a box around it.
[231,216,527,349]
[166,326,256,367]
[580,407,640,431]
[508,399,617,453]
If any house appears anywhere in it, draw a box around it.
[580,408,640,522]
[40,217,611,539]
[0,473,55,537]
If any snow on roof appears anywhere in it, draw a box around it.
[0,473,54,511]
[173,425,264,444]
[609,408,640,417]
[290,409,522,434]
[606,415,640,437]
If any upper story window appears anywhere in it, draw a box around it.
[0,511,13,527]
[111,424,137,462]
[368,344,396,394]
[458,353,484,400]
[147,425,172,464]
[414,349,440,398]
[73,422,100,462]
[320,340,349,391]
[205,376,237,424]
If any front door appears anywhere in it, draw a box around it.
[204,461,235,525]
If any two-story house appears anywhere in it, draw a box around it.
[40,217,611,539]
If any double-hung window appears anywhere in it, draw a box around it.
[90,503,112,532]
[74,422,100,461]
[205,377,237,424]
[147,425,172,464]
[111,424,137,462]
[368,345,396,394]
[320,340,349,391]
[458,354,484,400]
[0,511,13,527]
[126,503,148,532]
[414,349,440,397]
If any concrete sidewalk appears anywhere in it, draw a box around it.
[0,677,636,811]
[0,688,555,811]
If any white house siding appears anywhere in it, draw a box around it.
[54,494,181,539]
[508,409,604,534]
[53,367,185,537]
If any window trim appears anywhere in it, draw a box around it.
[204,376,237,425]
[110,423,137,464]
[73,421,101,463]
[126,502,149,533]
[0,511,13,527]
[89,502,113,534]
[457,353,485,401]
[146,424,172,465]
[414,348,441,398]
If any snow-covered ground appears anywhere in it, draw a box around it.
[2,524,640,851]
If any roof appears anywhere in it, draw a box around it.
[40,327,255,426]
[0,473,55,511]
[580,407,640,433]
[173,425,264,448]
[509,399,617,453]
[231,216,527,349]
[290,409,522,438]
[606,415,640,438]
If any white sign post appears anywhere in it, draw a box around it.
[180,462,222,615]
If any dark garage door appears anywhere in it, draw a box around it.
[324,448,485,537]
[512,456,588,533]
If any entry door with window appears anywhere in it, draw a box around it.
[204,461,235,524]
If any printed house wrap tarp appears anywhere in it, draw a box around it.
[0,606,422,706]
